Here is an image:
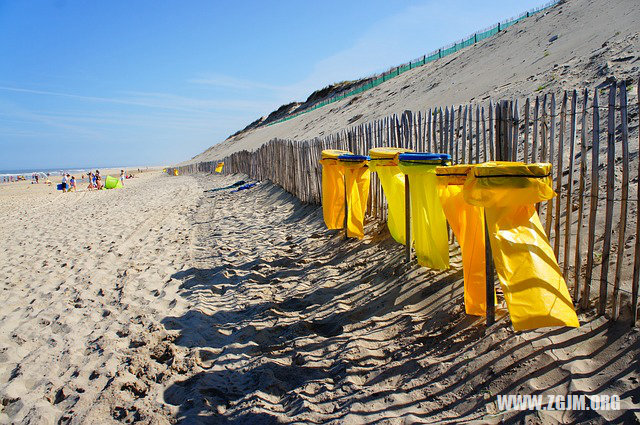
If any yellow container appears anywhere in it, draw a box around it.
[337,154,370,239]
[368,147,413,245]
[319,150,352,230]
[398,153,450,270]
[436,164,493,316]
[463,162,579,331]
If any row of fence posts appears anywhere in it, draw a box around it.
[169,78,639,324]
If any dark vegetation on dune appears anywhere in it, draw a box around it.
[226,79,371,140]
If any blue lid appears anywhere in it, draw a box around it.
[338,154,370,161]
[398,152,451,161]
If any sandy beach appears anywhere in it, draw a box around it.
[1,172,638,424]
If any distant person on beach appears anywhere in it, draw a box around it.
[87,172,94,190]
[120,169,125,187]
[61,174,68,192]
[35,174,39,184]
[70,176,77,192]
[95,170,103,190]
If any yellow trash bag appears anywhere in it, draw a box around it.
[320,150,352,230]
[398,153,451,270]
[463,162,579,331]
[368,147,413,245]
[338,154,371,239]
[215,162,224,173]
[436,164,493,316]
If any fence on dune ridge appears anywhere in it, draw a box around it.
[169,77,640,323]
[265,0,559,127]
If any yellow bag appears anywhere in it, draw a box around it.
[320,150,351,230]
[368,147,413,245]
[338,155,370,239]
[398,153,450,270]
[436,164,493,316]
[463,162,579,330]
[215,162,224,173]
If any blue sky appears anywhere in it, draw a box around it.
[0,0,544,169]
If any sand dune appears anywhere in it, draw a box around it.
[188,0,640,164]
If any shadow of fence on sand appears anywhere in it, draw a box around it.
[161,179,638,424]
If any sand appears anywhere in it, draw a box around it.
[188,0,640,163]
[2,171,638,423]
[0,171,199,424]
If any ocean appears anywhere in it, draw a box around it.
[0,167,111,178]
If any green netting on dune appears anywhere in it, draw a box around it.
[267,1,557,127]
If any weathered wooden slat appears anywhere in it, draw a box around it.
[427,108,432,152]
[488,101,494,160]
[405,175,412,263]
[439,108,444,153]
[532,96,539,163]
[524,98,530,163]
[462,106,468,161]
[433,108,438,153]
[583,89,600,310]
[444,107,450,154]
[633,79,640,324]
[449,106,455,156]
[475,105,480,163]
[482,106,487,162]
[504,101,512,161]
[485,211,495,326]
[544,94,555,241]
[554,91,568,259]
[512,99,519,162]
[612,82,629,320]
[469,104,474,162]
[599,83,617,316]
[563,90,577,286]
[456,105,462,162]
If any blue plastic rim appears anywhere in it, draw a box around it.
[398,152,451,161]
[338,154,370,161]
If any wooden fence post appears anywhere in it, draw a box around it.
[583,89,600,310]
[612,81,629,320]
[405,175,412,263]
[574,88,588,303]
[599,83,617,316]
[485,210,495,327]
[563,90,577,285]
[633,78,640,324]
[554,91,567,259]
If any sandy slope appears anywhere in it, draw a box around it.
[188,0,640,163]
[2,172,639,424]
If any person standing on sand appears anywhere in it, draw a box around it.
[61,173,68,192]
[70,176,77,192]
[120,169,125,187]
[87,172,94,190]
[95,170,102,189]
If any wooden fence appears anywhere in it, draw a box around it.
[168,77,640,323]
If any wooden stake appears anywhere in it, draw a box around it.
[599,83,617,316]
[524,98,530,163]
[583,89,600,310]
[612,82,629,320]
[633,78,640,324]
[405,175,412,263]
[554,92,567,259]
[563,90,577,284]
[485,210,495,327]
[544,94,555,240]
